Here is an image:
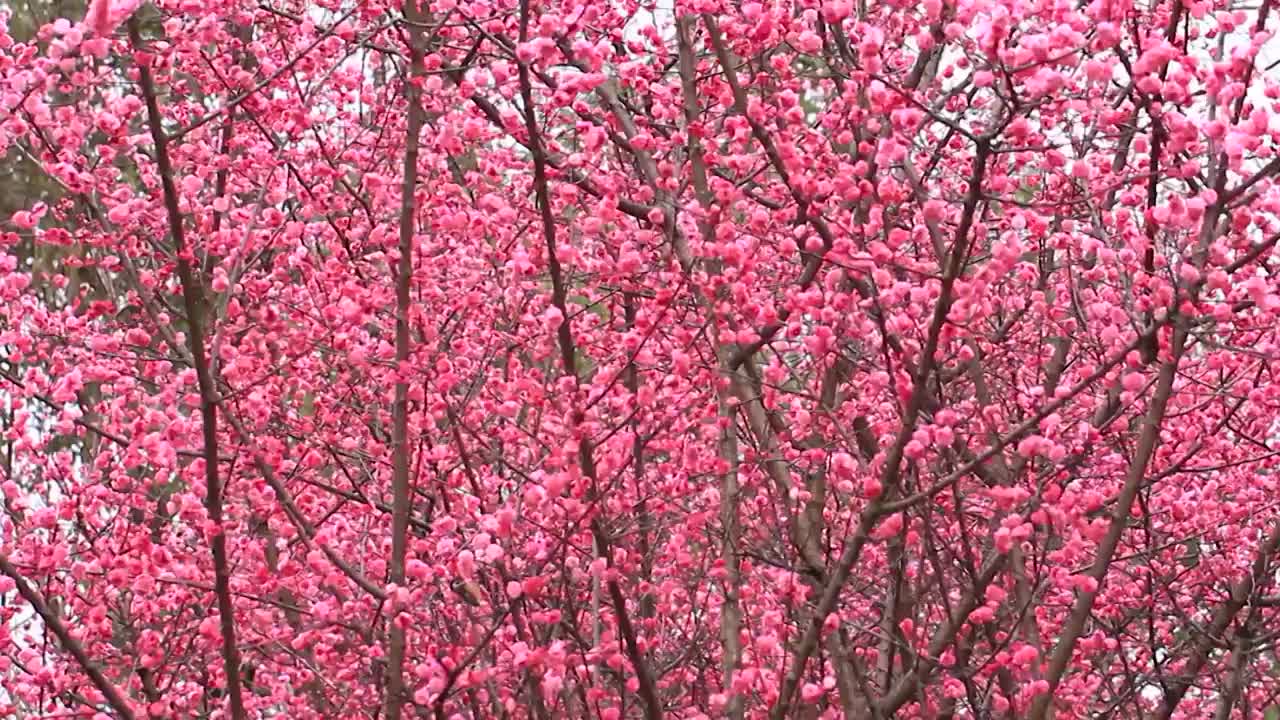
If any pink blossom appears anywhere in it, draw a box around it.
[83,0,143,37]
[0,3,1276,718]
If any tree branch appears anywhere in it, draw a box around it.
[0,557,137,719]
[129,18,247,720]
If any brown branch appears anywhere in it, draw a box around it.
[129,19,246,720]
[767,135,992,720]
[385,2,431,718]
[1026,320,1189,720]
[0,557,138,719]
[517,2,662,716]
[219,409,388,600]
[1156,520,1280,718]
[432,611,511,719]
[701,15,897,371]
[876,555,1008,714]
[676,16,746,719]
[1211,623,1252,720]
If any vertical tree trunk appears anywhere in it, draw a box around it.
[386,2,429,717]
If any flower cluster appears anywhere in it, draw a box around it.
[1,0,1280,717]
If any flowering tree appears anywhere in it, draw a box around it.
[2,0,1280,716]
